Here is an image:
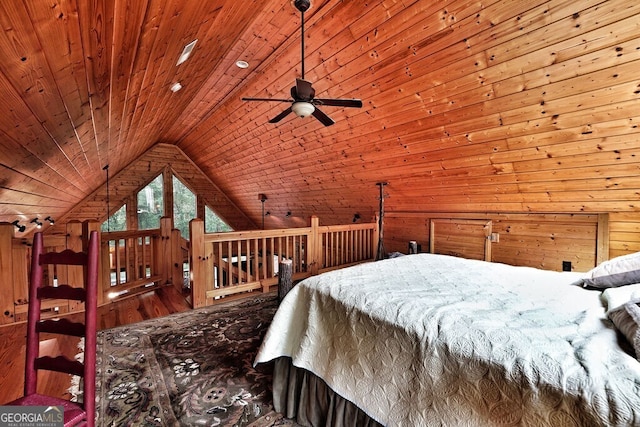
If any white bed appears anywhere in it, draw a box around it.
[254,253,640,426]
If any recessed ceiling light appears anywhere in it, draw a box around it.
[177,39,197,66]
[235,60,249,69]
[170,82,182,93]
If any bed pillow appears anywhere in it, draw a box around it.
[579,252,640,289]
[608,298,640,360]
[602,283,640,313]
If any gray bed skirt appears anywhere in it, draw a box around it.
[273,357,384,427]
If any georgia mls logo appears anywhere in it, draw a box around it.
[43,406,63,420]
[0,405,64,427]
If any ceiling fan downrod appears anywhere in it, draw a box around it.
[294,0,311,80]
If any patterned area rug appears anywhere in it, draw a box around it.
[94,293,302,426]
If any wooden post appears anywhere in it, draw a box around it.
[125,196,138,230]
[0,223,15,324]
[278,259,293,302]
[408,241,418,254]
[189,218,206,308]
[171,228,184,293]
[163,166,174,224]
[308,215,319,275]
[372,214,380,260]
[160,217,172,287]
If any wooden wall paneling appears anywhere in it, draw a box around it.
[0,224,15,324]
[597,213,610,265]
[387,212,600,271]
[429,219,491,261]
[490,222,596,271]
[608,213,640,258]
[384,213,429,254]
[11,240,29,323]
[65,222,84,312]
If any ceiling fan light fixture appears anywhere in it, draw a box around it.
[291,101,315,118]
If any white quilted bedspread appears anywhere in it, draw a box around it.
[254,254,640,426]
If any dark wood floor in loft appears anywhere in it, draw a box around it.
[0,285,192,405]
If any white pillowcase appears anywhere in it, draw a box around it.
[580,251,640,289]
[602,283,640,313]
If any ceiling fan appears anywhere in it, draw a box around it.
[242,0,363,126]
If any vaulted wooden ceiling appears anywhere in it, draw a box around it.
[1,0,639,233]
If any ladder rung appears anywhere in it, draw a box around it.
[37,318,86,337]
[38,284,86,301]
[35,355,84,377]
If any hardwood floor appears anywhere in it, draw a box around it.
[0,285,192,405]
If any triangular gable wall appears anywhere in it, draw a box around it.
[48,143,256,234]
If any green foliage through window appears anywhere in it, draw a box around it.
[173,176,196,239]
[205,205,232,233]
[138,175,164,230]
[102,204,127,232]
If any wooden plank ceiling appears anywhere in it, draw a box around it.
[0,0,639,233]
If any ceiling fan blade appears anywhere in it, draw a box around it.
[269,107,293,123]
[311,107,335,126]
[295,78,315,100]
[242,97,292,103]
[314,98,363,108]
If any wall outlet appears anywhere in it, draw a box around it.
[562,261,572,271]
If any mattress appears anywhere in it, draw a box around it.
[254,253,640,426]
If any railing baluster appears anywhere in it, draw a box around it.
[194,220,377,302]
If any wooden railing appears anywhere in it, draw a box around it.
[0,216,376,325]
[189,216,378,308]
[318,222,377,272]
[100,218,185,302]
[101,229,162,298]
[1,221,103,325]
